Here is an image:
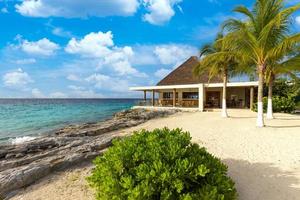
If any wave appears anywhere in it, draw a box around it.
[10,136,36,145]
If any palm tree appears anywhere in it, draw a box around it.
[222,0,300,127]
[194,33,238,118]
[265,54,300,119]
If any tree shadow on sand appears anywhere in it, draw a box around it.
[267,125,300,128]
[229,116,256,119]
[223,159,300,200]
[273,117,300,121]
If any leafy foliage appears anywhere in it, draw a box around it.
[253,96,296,113]
[193,33,240,81]
[221,0,300,126]
[223,0,300,68]
[88,128,237,200]
[267,78,300,100]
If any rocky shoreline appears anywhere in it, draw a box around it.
[0,108,178,199]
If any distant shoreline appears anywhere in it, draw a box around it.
[0,98,139,144]
[0,98,142,100]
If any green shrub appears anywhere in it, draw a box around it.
[296,102,300,110]
[88,128,237,200]
[253,96,296,113]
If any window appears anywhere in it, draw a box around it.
[182,92,198,99]
[163,92,178,99]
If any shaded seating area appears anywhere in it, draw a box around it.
[227,99,244,108]
[159,99,199,108]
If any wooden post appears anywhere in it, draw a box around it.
[143,90,146,101]
[152,90,155,106]
[173,89,176,107]
[250,87,254,110]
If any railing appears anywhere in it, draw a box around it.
[180,99,199,108]
[137,100,159,106]
[136,99,198,108]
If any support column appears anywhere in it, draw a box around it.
[198,84,204,112]
[143,90,146,101]
[152,90,155,106]
[173,89,176,107]
[250,87,254,110]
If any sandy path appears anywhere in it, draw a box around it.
[10,110,300,200]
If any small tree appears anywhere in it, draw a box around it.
[88,128,237,200]
[265,55,300,119]
[194,33,239,118]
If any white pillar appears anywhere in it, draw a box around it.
[198,84,204,112]
[250,87,254,110]
[267,98,274,119]
[173,89,176,108]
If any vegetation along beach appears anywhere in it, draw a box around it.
[1,0,300,199]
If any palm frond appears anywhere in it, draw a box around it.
[267,33,300,60]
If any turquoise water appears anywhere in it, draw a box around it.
[0,99,138,143]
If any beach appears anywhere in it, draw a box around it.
[10,109,300,200]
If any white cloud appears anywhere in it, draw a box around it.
[3,68,34,88]
[85,73,110,83]
[154,44,197,65]
[45,20,74,38]
[65,31,114,57]
[143,0,182,25]
[68,85,104,98]
[52,27,73,38]
[129,45,159,66]
[31,88,46,98]
[15,0,181,25]
[154,68,171,78]
[49,92,68,98]
[66,31,146,77]
[14,58,36,65]
[72,89,103,98]
[20,38,59,56]
[16,0,139,18]
[67,74,81,81]
[296,16,300,25]
[110,60,137,76]
[68,85,85,90]
[85,73,130,93]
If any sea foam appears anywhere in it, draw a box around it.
[10,136,36,145]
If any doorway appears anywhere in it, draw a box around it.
[206,91,221,108]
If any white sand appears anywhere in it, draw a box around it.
[11,109,300,200]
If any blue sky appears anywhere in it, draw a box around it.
[0,0,299,98]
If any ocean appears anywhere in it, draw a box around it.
[0,99,138,144]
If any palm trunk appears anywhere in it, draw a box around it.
[222,70,228,118]
[267,74,274,119]
[256,65,265,127]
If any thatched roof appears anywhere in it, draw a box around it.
[157,56,222,86]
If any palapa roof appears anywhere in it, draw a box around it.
[157,56,222,86]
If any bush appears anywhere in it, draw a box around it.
[253,96,296,113]
[296,102,300,110]
[88,128,237,200]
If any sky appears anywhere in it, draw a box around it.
[0,0,299,98]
